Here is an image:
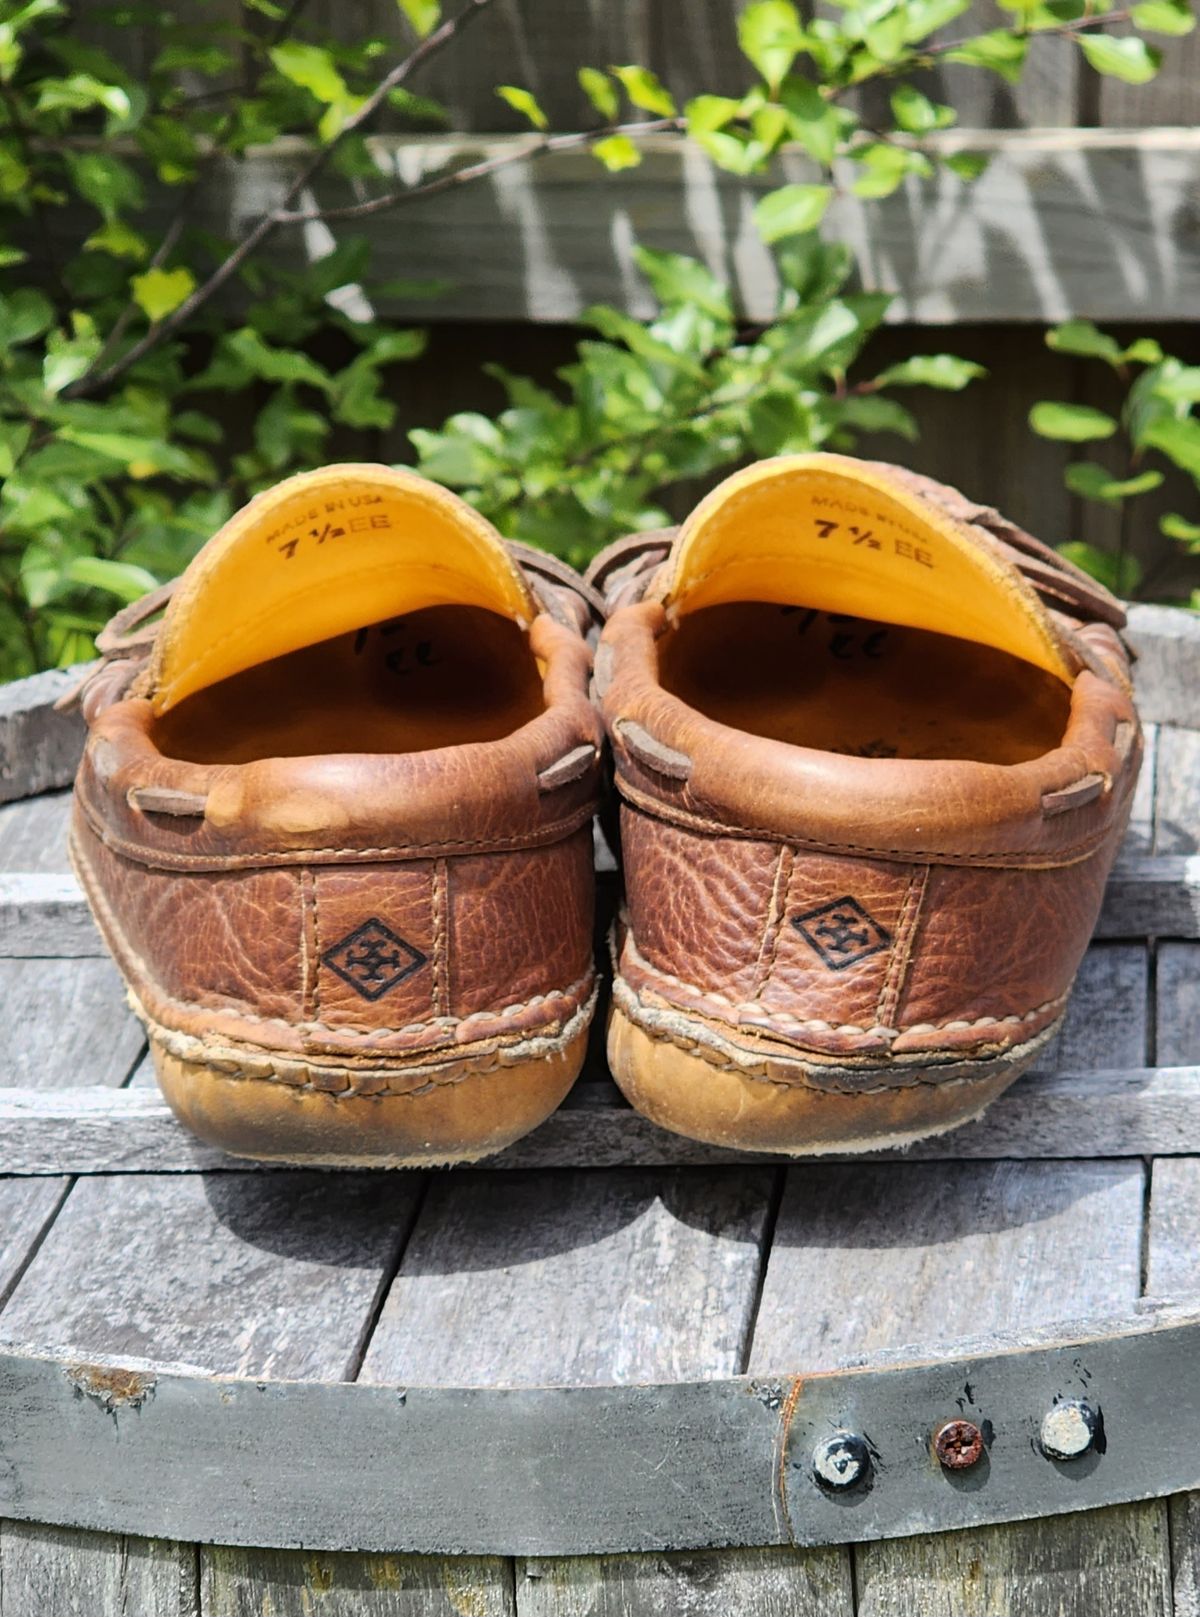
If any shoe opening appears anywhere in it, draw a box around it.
[658,603,1071,765]
[151,605,545,765]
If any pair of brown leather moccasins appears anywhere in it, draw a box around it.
[69,453,1141,1165]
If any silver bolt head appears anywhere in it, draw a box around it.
[1041,1399,1098,1461]
[812,1430,871,1490]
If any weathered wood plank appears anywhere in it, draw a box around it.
[1146,1157,1200,1304]
[854,1501,1172,1616]
[1157,943,1199,1068]
[0,1172,422,1377]
[1042,940,1148,1070]
[357,1163,853,1612]
[1125,722,1159,858]
[748,1158,1143,1372]
[146,129,1200,325]
[1128,605,1200,731]
[0,875,101,957]
[0,958,142,1090]
[0,669,86,806]
[202,1547,515,1616]
[0,791,73,874]
[0,1181,70,1310]
[8,1066,1200,1174]
[1154,725,1200,856]
[1170,1491,1200,1617]
[359,1166,777,1387]
[516,1546,854,1617]
[0,1521,199,1617]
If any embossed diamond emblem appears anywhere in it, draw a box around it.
[322,917,427,1001]
[792,896,891,972]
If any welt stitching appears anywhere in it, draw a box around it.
[874,864,929,1032]
[620,930,1066,1038]
[616,779,1110,870]
[142,969,595,1042]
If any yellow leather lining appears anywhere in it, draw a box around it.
[661,454,1074,683]
[150,464,535,714]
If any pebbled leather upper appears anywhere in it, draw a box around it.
[591,453,1142,1077]
[70,472,603,1069]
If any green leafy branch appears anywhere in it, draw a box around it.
[1030,321,1200,604]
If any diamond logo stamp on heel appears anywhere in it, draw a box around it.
[322,918,428,1000]
[791,897,891,971]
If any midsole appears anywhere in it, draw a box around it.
[611,974,1062,1096]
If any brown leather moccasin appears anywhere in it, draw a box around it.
[70,464,604,1165]
[590,453,1141,1155]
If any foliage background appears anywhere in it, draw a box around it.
[0,0,1194,680]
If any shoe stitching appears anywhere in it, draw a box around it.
[620,928,1068,1038]
[71,827,595,1041]
[616,778,1113,870]
[77,791,595,870]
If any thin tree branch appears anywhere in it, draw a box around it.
[67,0,497,400]
[276,116,683,225]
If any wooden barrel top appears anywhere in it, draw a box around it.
[0,600,1196,1613]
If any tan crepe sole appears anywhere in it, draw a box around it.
[607,1005,1059,1157]
[151,1024,589,1168]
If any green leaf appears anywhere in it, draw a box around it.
[131,265,196,323]
[56,428,203,480]
[632,246,733,321]
[1057,540,1142,595]
[42,316,100,396]
[0,287,53,347]
[738,0,806,88]
[579,67,619,121]
[610,64,676,116]
[65,151,143,220]
[901,0,973,40]
[836,394,920,440]
[1029,401,1119,441]
[1046,319,1123,364]
[889,83,956,132]
[851,142,926,199]
[1161,511,1200,541]
[753,183,832,243]
[944,30,1029,81]
[1153,365,1200,403]
[226,328,333,392]
[0,418,30,477]
[684,93,740,134]
[873,354,986,389]
[1142,415,1200,477]
[1124,337,1165,364]
[1132,0,1195,33]
[592,134,641,171]
[84,220,148,261]
[1077,32,1161,81]
[943,150,991,180]
[66,556,158,603]
[779,77,842,165]
[1064,460,1164,504]
[270,40,350,105]
[397,0,440,36]
[496,84,548,129]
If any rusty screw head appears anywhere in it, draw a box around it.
[1041,1399,1098,1461]
[933,1418,985,1470]
[811,1431,871,1491]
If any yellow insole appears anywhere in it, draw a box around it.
[658,603,1071,764]
[152,606,545,766]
